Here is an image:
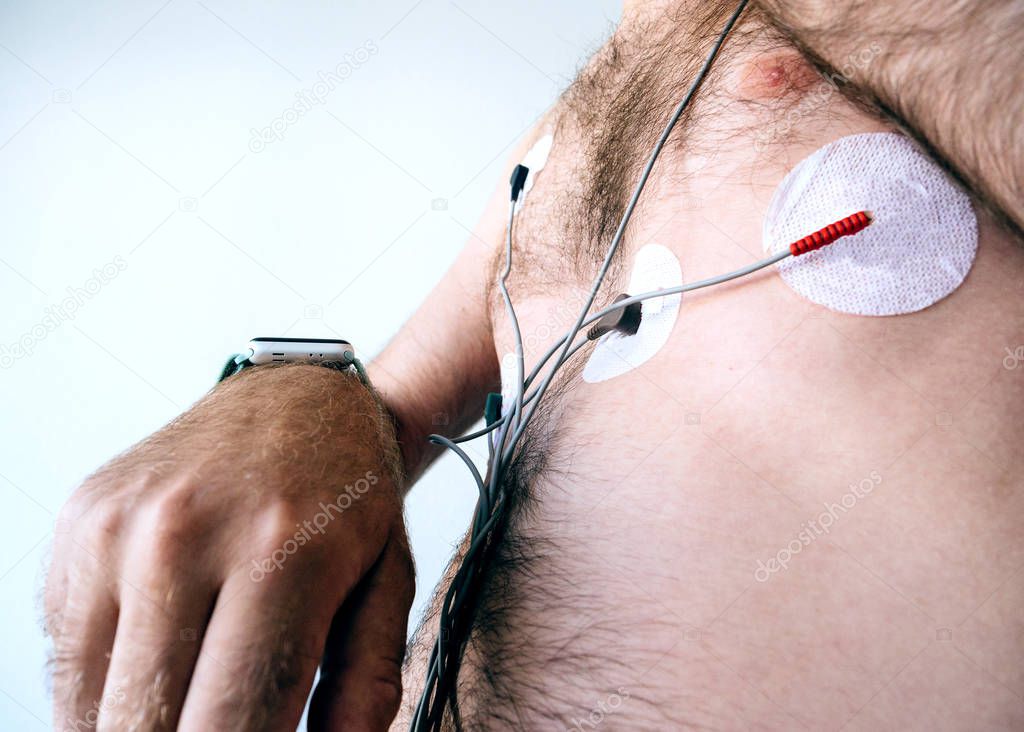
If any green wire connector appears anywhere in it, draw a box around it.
[484,392,503,426]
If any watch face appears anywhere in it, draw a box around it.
[251,337,351,345]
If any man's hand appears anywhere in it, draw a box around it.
[45,364,414,731]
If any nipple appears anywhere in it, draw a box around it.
[735,50,820,101]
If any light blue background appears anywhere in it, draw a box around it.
[0,0,621,728]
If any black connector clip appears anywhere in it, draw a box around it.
[484,392,503,426]
[509,164,530,202]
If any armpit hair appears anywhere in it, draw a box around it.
[556,2,776,273]
[434,355,694,729]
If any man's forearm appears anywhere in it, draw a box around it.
[370,305,498,489]
[760,0,1024,234]
[368,198,505,487]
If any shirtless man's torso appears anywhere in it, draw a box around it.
[393,2,1024,729]
[44,3,1023,730]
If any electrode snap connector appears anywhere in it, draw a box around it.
[587,293,643,340]
[509,164,530,202]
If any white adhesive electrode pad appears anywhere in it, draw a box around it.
[763,132,977,316]
[499,351,518,417]
[519,133,553,201]
[582,244,683,383]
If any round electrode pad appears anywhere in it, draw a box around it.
[582,244,683,383]
[763,132,977,316]
[499,351,518,417]
[519,133,553,202]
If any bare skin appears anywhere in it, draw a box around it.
[389,2,1024,729]
[46,366,414,731]
[46,0,1023,730]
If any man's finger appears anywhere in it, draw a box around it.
[49,570,118,732]
[176,565,337,732]
[308,531,415,732]
[95,575,215,730]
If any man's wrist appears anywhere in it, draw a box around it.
[366,365,434,489]
[208,363,404,484]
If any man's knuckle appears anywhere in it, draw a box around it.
[56,494,83,526]
[325,659,403,717]
[368,662,404,715]
[254,502,309,551]
[79,501,125,551]
[156,479,205,523]
[135,485,203,557]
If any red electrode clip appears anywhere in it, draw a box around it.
[789,210,873,256]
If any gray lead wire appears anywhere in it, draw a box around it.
[412,1,751,727]
[522,247,790,395]
[453,187,788,447]
[421,244,785,728]
[501,0,751,467]
[500,200,527,433]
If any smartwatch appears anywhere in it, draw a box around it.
[218,337,367,383]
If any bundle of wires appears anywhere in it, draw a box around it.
[411,0,876,720]
[409,1,755,727]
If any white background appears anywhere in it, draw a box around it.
[0,1,621,727]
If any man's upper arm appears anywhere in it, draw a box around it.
[369,121,554,485]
